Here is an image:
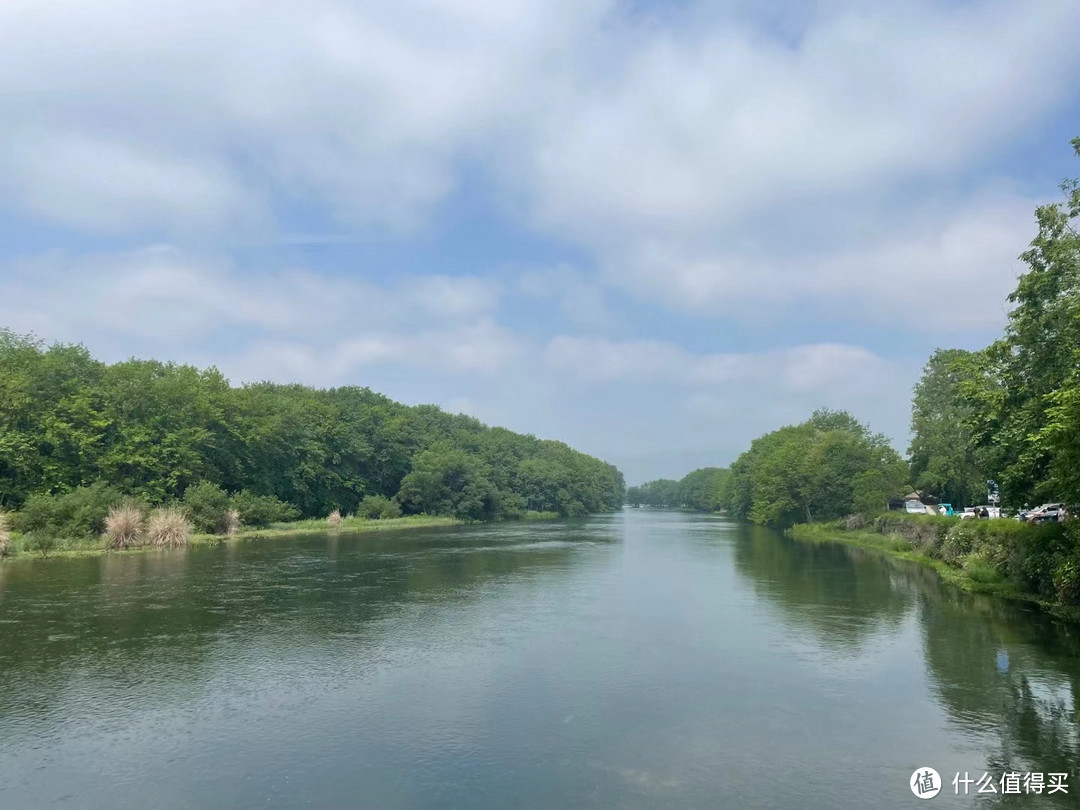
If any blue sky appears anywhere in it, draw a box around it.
[1,0,1078,483]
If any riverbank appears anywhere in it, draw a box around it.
[787,514,1080,622]
[0,510,570,563]
[0,514,464,562]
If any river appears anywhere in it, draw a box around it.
[1,510,1078,808]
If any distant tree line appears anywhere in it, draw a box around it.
[631,411,908,527]
[625,467,730,511]
[633,137,1080,525]
[0,333,625,522]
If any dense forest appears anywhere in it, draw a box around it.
[0,332,625,526]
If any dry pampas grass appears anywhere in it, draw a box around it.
[148,507,191,548]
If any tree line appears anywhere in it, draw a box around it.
[908,137,1080,510]
[629,136,1080,525]
[625,467,730,511]
[628,410,907,526]
[0,332,625,523]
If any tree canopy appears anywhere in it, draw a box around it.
[723,410,907,526]
[626,468,730,511]
[0,332,625,520]
[912,137,1080,508]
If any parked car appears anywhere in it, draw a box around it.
[1031,503,1067,523]
[904,499,927,515]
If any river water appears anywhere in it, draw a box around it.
[1,510,1079,808]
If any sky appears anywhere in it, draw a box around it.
[1,0,1078,484]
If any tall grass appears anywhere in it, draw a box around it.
[326,509,343,528]
[222,508,241,538]
[104,503,145,550]
[0,512,9,557]
[148,507,191,548]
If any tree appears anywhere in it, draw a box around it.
[963,137,1080,507]
[397,447,499,520]
[722,409,907,526]
[908,349,987,508]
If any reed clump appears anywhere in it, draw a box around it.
[222,508,241,538]
[0,512,10,557]
[326,509,343,528]
[148,507,191,548]
[104,503,145,549]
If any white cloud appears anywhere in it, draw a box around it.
[0,133,260,234]
[518,264,616,329]
[0,0,1074,245]
[545,335,898,395]
[611,192,1034,331]
[0,247,514,379]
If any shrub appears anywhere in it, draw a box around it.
[962,553,1004,585]
[25,530,56,558]
[10,483,124,540]
[357,495,402,520]
[183,482,231,534]
[326,509,343,527]
[104,502,145,550]
[229,491,300,526]
[148,508,191,548]
[0,512,9,557]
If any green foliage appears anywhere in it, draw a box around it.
[930,136,1080,509]
[678,467,730,511]
[398,447,499,520]
[357,494,402,520]
[627,478,681,507]
[229,491,300,526]
[24,530,57,558]
[183,481,231,534]
[9,482,124,540]
[724,409,907,526]
[627,467,731,511]
[833,512,1080,607]
[908,349,988,508]
[0,332,624,532]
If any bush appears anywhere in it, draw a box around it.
[104,502,145,550]
[10,483,124,540]
[229,491,300,526]
[326,509,343,528]
[148,507,191,548]
[183,482,231,534]
[357,495,402,520]
[25,530,56,558]
[0,512,9,557]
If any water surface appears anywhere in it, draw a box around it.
[2,510,1079,808]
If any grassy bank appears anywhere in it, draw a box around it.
[0,508,571,563]
[0,514,464,562]
[788,513,1080,621]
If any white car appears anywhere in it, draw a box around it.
[904,500,927,515]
